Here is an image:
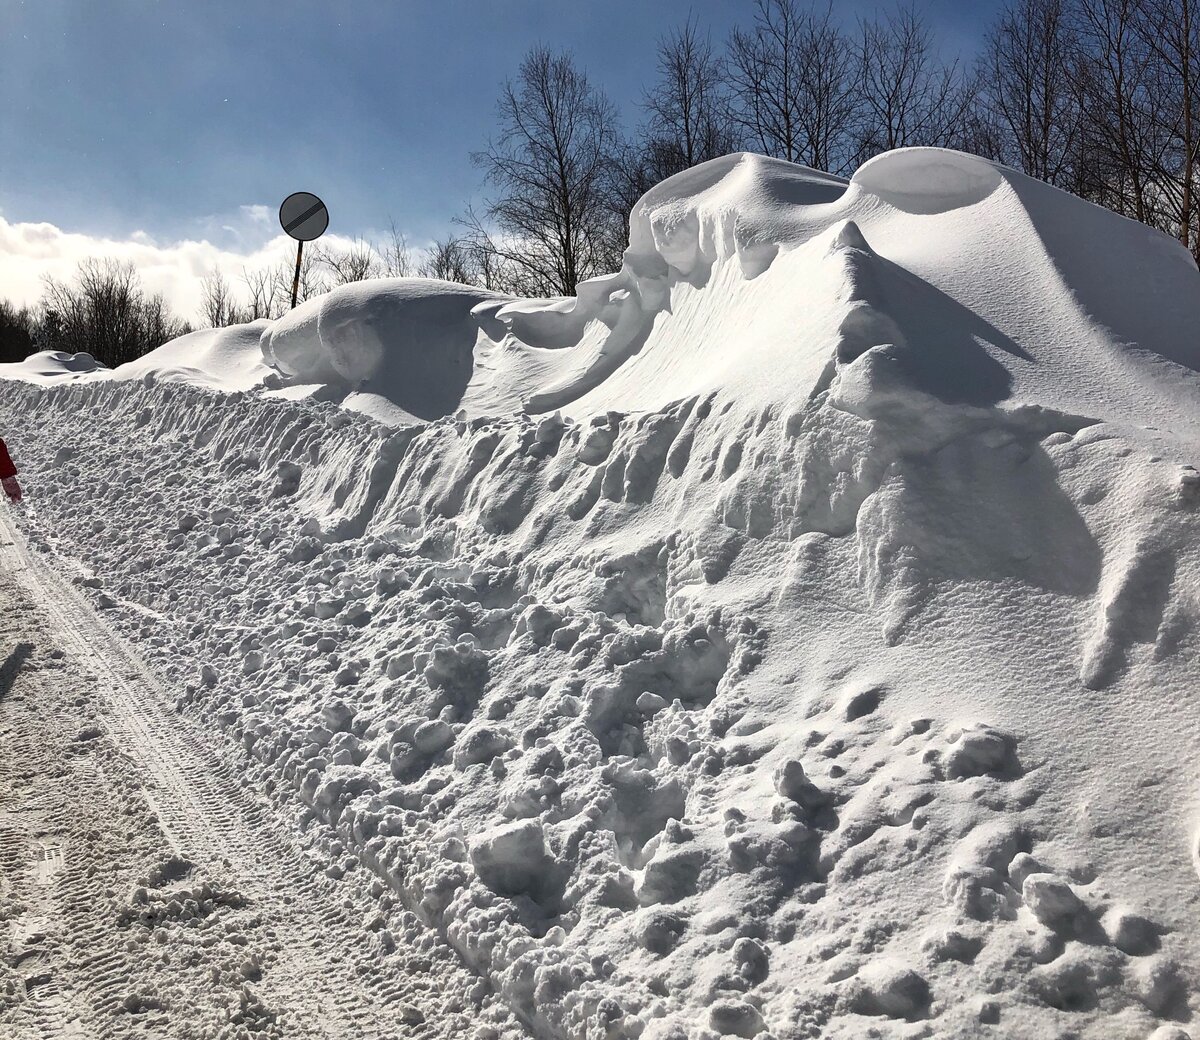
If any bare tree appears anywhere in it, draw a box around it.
[982,0,1084,185]
[39,259,187,367]
[141,292,189,351]
[199,269,243,328]
[316,238,382,284]
[727,0,860,172]
[241,266,280,320]
[855,5,977,160]
[380,219,414,277]
[1135,0,1200,256]
[0,300,36,363]
[727,0,806,163]
[271,247,327,308]
[953,72,1012,160]
[1074,0,1167,222]
[467,46,623,296]
[603,138,662,238]
[642,17,739,176]
[465,237,512,293]
[417,236,477,283]
[792,5,863,172]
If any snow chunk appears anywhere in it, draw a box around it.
[846,960,931,1019]
[469,818,550,896]
[1022,873,1086,931]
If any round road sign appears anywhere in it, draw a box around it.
[279,192,329,242]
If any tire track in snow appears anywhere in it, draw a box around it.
[0,589,97,1040]
[0,509,526,1040]
[0,510,384,1036]
[0,820,78,1040]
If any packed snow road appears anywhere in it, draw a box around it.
[0,509,531,1040]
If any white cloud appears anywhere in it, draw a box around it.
[240,204,270,225]
[0,213,370,322]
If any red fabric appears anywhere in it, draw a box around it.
[0,439,16,481]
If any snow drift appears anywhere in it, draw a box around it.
[260,279,517,425]
[120,320,272,392]
[71,148,1200,437]
[2,148,1199,1040]
[0,348,108,384]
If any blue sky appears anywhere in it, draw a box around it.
[0,0,1004,315]
[1,0,1002,246]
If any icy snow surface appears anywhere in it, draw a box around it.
[2,148,1199,1039]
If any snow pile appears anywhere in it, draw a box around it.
[117,320,273,393]
[59,150,1199,435]
[2,147,1199,1040]
[505,149,1199,429]
[0,349,108,384]
[259,278,517,425]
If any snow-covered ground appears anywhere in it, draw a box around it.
[1,148,1198,1039]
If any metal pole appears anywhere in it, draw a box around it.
[290,239,304,309]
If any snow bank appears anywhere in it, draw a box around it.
[2,147,1199,1039]
[259,278,518,425]
[118,320,273,392]
[19,148,1196,439]
[513,148,1199,432]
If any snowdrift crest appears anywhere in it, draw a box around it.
[0,349,108,384]
[16,147,1198,440]
[851,147,1004,213]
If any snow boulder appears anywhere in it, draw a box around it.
[846,960,932,1019]
[1022,873,1088,932]
[707,999,765,1038]
[469,818,552,897]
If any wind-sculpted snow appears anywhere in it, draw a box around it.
[121,321,273,392]
[260,279,517,426]
[32,148,1200,437]
[2,147,1200,1038]
[525,149,1200,428]
[0,349,108,384]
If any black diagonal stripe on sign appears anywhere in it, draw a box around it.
[285,201,325,234]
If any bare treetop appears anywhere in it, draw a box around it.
[467,46,624,296]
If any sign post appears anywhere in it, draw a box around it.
[278,192,329,309]
[290,239,304,310]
